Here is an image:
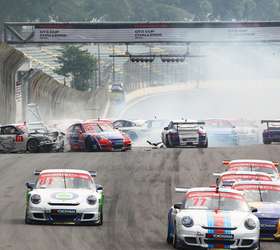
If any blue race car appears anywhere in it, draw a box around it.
[261,120,280,144]
[205,119,239,147]
[233,181,280,240]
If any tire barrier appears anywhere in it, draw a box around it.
[0,43,26,123]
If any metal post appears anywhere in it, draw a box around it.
[112,45,115,83]
[97,44,101,88]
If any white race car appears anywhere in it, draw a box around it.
[167,187,260,250]
[214,171,273,188]
[223,159,280,180]
[25,169,104,225]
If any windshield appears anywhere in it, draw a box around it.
[36,172,94,189]
[27,123,48,133]
[221,173,272,184]
[184,192,249,211]
[235,185,280,203]
[228,165,277,175]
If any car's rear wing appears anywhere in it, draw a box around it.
[174,121,205,125]
[89,170,97,177]
[175,187,189,193]
[261,120,280,124]
[34,170,41,176]
[213,173,222,177]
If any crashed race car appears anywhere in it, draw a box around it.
[214,171,273,188]
[0,123,64,153]
[167,186,260,249]
[114,119,169,143]
[261,120,280,144]
[233,181,280,240]
[223,159,280,180]
[161,120,208,148]
[230,119,259,145]
[25,169,104,225]
[205,119,239,146]
[66,121,131,152]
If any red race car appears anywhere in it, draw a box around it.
[66,121,131,152]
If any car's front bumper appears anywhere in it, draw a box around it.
[176,225,259,249]
[26,205,101,224]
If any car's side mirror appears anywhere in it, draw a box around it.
[250,207,258,213]
[26,182,35,190]
[96,184,103,192]
[174,203,182,209]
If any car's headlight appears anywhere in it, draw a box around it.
[31,194,41,204]
[182,216,194,227]
[87,195,97,205]
[244,218,257,230]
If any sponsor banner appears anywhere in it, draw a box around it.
[187,191,243,200]
[31,23,280,43]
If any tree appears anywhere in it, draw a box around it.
[55,45,97,91]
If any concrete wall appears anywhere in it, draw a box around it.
[0,43,26,123]
[0,43,109,123]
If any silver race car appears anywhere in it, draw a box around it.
[25,169,104,225]
[167,187,260,250]
[0,123,64,153]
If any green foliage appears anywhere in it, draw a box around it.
[55,45,97,91]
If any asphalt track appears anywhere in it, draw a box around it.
[0,146,279,250]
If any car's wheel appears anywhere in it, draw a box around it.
[25,210,33,224]
[172,223,180,249]
[95,210,103,226]
[27,139,39,153]
[85,137,99,152]
[263,139,271,145]
[204,140,208,148]
[165,136,172,148]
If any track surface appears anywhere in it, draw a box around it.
[0,146,279,250]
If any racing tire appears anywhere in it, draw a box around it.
[27,139,39,153]
[263,140,271,145]
[85,137,100,152]
[172,224,180,249]
[165,136,173,148]
[95,210,103,226]
[204,140,208,148]
[25,210,34,224]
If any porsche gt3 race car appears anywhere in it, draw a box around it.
[167,187,260,249]
[261,120,280,144]
[205,119,239,147]
[66,121,131,152]
[114,119,169,143]
[233,181,280,240]
[223,159,280,180]
[214,171,273,188]
[161,120,208,148]
[0,124,64,153]
[25,169,104,225]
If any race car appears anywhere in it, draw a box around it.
[161,120,208,148]
[223,159,280,180]
[232,181,280,240]
[25,169,104,225]
[66,121,131,152]
[205,119,239,146]
[230,119,259,145]
[0,124,64,153]
[167,187,260,249]
[261,120,280,144]
[114,119,169,143]
[214,171,273,188]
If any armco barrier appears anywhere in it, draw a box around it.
[28,70,109,120]
[0,43,26,123]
